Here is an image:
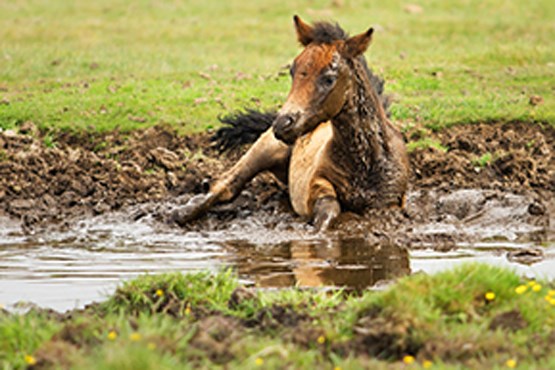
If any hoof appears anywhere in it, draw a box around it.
[170,193,216,226]
[312,196,340,232]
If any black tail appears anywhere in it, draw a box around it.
[212,109,277,152]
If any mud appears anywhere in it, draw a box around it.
[0,121,554,311]
[0,123,218,231]
[1,121,553,232]
[408,121,554,192]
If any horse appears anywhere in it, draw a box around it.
[171,16,409,231]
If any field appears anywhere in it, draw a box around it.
[1,1,555,369]
[1,0,554,135]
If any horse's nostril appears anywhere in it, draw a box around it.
[276,115,294,130]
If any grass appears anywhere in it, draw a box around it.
[1,264,555,369]
[0,0,554,136]
[471,152,494,167]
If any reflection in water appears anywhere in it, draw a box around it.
[226,238,410,290]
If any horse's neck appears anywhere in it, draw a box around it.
[332,62,387,173]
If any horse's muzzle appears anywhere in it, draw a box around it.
[273,114,297,144]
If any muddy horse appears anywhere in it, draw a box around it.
[172,16,409,230]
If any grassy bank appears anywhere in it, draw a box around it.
[1,0,554,135]
[1,264,555,369]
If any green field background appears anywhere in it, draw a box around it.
[1,0,554,134]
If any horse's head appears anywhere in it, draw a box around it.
[273,16,374,144]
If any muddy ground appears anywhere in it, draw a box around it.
[0,121,553,244]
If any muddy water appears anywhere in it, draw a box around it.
[0,189,553,312]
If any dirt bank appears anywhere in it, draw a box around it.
[0,121,553,235]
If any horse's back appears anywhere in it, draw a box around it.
[289,121,336,217]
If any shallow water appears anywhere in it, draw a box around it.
[0,190,553,312]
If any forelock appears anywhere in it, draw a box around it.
[311,22,348,44]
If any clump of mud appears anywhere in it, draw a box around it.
[409,121,554,192]
[0,121,553,235]
[0,124,222,230]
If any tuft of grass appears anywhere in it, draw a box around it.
[471,152,494,167]
[42,134,57,148]
[0,310,62,369]
[407,137,449,153]
[102,269,238,315]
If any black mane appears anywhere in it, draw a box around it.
[311,21,348,43]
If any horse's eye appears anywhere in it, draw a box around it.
[322,75,336,87]
[289,66,295,77]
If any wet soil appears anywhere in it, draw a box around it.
[1,121,553,236]
[0,124,219,231]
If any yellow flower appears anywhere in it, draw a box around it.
[548,297,555,306]
[423,360,433,368]
[548,290,555,297]
[184,305,191,316]
[317,335,326,344]
[485,292,496,301]
[24,355,37,365]
[515,285,527,294]
[532,284,542,292]
[130,332,142,342]
[147,342,157,350]
[506,358,517,368]
[255,357,264,366]
[155,289,164,297]
[403,355,415,365]
[334,367,342,370]
[527,281,536,287]
[107,330,118,341]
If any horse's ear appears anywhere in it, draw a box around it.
[343,27,374,58]
[293,15,314,46]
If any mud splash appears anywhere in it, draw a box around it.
[0,121,553,311]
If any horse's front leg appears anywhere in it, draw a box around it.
[171,129,290,226]
[310,178,341,232]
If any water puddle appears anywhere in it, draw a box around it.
[0,189,553,312]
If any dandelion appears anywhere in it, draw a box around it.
[130,332,142,342]
[527,281,536,287]
[155,289,164,297]
[24,355,37,365]
[515,285,527,294]
[403,355,415,365]
[548,297,555,306]
[422,360,433,368]
[184,304,191,316]
[255,357,264,366]
[548,290,555,297]
[485,292,496,301]
[107,330,118,341]
[506,358,517,368]
[147,342,157,350]
[532,284,542,292]
[317,335,326,344]
[334,367,342,370]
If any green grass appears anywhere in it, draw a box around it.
[1,0,554,135]
[1,264,555,369]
